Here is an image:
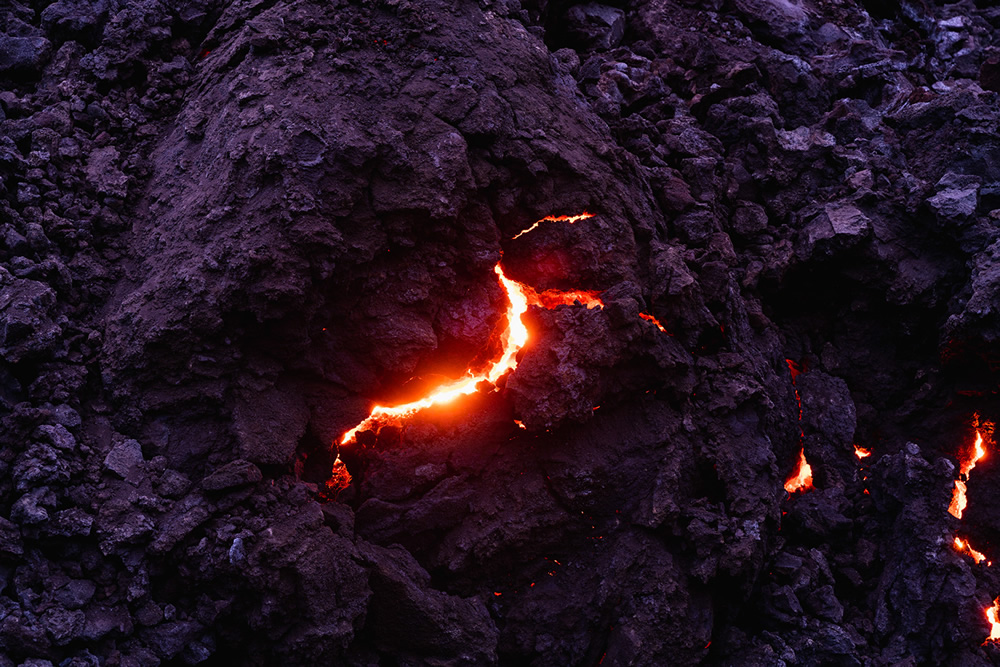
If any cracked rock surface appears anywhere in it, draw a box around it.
[3,0,1000,665]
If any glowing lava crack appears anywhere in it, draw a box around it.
[340,264,530,445]
[949,426,987,520]
[336,212,672,461]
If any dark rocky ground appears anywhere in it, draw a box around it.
[2,0,1000,664]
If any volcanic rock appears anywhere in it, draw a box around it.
[0,35,51,74]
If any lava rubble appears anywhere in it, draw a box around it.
[3,0,1000,665]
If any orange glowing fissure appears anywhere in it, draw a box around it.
[336,214,671,456]
[949,428,987,520]
[783,359,814,495]
[339,265,531,445]
[854,445,872,459]
[511,212,595,240]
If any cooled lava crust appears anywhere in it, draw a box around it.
[2,0,1000,665]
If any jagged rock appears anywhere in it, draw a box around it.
[103,438,144,478]
[801,203,871,257]
[201,459,262,491]
[42,606,86,645]
[44,508,94,537]
[10,488,54,525]
[0,35,51,74]
[0,278,61,363]
[232,387,309,466]
[85,146,127,198]
[928,187,979,223]
[81,603,133,641]
[54,579,96,609]
[564,4,626,50]
[35,423,77,450]
[361,543,499,664]
[41,0,110,40]
[0,517,23,557]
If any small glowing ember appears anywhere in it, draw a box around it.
[987,599,1000,643]
[339,264,529,445]
[954,536,987,565]
[949,428,987,519]
[854,445,872,459]
[784,448,814,494]
[639,312,668,332]
[511,212,595,240]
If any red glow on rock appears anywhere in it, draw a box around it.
[785,358,804,382]
[325,456,352,496]
[339,263,530,445]
[784,448,814,494]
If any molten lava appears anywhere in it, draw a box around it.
[522,285,604,309]
[337,208,672,456]
[511,212,595,240]
[639,312,668,333]
[949,428,987,519]
[854,445,872,459]
[782,359,813,495]
[987,599,1000,643]
[954,536,987,565]
[339,264,529,445]
[784,448,814,494]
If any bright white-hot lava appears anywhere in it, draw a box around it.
[987,599,1000,643]
[339,264,529,445]
[784,447,814,494]
[949,428,987,519]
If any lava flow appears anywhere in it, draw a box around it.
[339,263,529,445]
[639,312,668,333]
[784,448,814,494]
[954,536,988,565]
[987,599,1000,644]
[339,210,671,449]
[783,359,814,495]
[511,212,595,240]
[948,427,987,519]
[854,445,872,459]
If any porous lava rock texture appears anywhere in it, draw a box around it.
[2,0,1000,665]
